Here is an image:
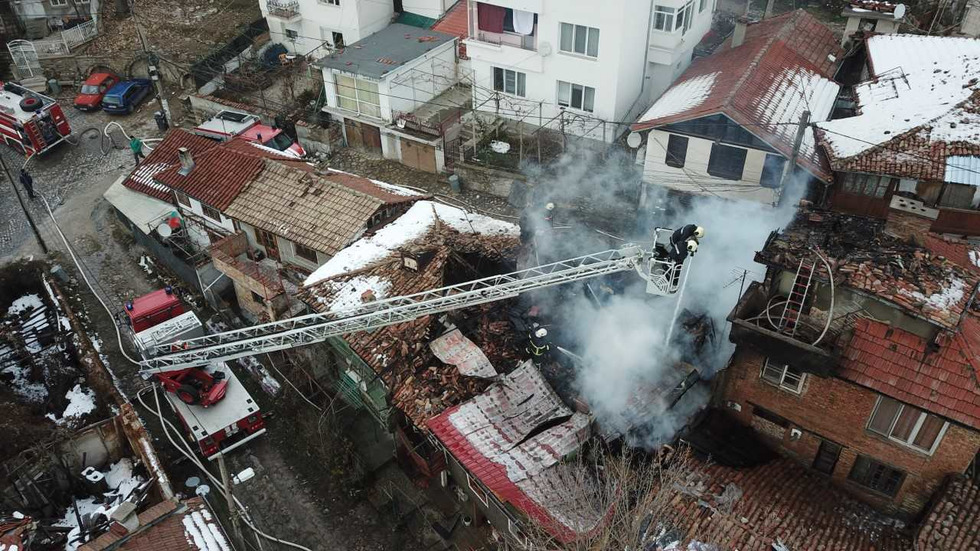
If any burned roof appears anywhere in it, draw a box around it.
[757,209,979,329]
[659,457,912,550]
[79,497,231,551]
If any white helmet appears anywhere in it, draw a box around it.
[546,202,555,211]
[686,239,699,254]
[693,226,705,239]
[535,328,548,338]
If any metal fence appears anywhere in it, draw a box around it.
[8,19,99,64]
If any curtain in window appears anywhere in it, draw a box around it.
[477,2,506,33]
[513,9,535,35]
[913,415,945,450]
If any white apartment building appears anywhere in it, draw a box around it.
[464,0,713,143]
[258,0,457,57]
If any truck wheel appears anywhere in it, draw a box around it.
[19,96,42,111]
[175,385,201,405]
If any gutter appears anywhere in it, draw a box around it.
[622,0,656,132]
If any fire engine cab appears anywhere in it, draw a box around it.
[0,82,71,156]
[125,287,266,458]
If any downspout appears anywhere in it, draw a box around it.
[623,0,656,131]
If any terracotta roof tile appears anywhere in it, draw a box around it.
[917,476,980,550]
[431,0,467,40]
[154,147,264,210]
[122,129,219,202]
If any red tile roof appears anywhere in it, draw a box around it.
[840,316,980,429]
[632,10,843,181]
[662,458,912,550]
[431,0,467,39]
[917,475,980,550]
[155,147,265,211]
[122,129,219,202]
[923,234,980,276]
[321,169,425,205]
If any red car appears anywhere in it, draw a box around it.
[74,72,119,111]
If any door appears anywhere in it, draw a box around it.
[812,439,842,475]
[361,122,382,152]
[344,118,363,148]
[401,139,437,173]
[255,228,280,261]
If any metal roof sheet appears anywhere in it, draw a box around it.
[945,155,980,186]
[315,23,455,79]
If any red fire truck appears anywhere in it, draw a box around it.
[0,82,71,156]
[126,287,266,458]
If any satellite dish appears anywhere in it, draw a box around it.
[894,4,906,19]
[539,41,552,57]
[156,223,173,239]
[627,132,643,148]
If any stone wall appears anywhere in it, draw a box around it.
[454,161,526,199]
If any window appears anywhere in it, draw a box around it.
[699,0,707,13]
[665,134,688,168]
[201,204,222,222]
[559,23,599,57]
[760,358,805,393]
[335,75,381,118]
[675,1,694,34]
[294,242,318,264]
[467,473,489,506]
[939,182,976,209]
[848,455,905,496]
[751,404,790,428]
[284,28,299,41]
[320,0,340,4]
[760,154,786,188]
[557,81,595,113]
[662,114,774,151]
[841,173,895,198]
[707,143,747,180]
[175,191,191,207]
[493,67,526,97]
[50,0,67,6]
[654,5,675,31]
[868,395,947,453]
[250,291,266,305]
[812,440,841,475]
[332,31,345,48]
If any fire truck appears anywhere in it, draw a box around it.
[193,109,305,158]
[125,288,266,458]
[137,226,704,400]
[0,82,71,156]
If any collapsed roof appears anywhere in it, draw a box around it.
[816,34,980,181]
[756,208,979,330]
[631,10,842,182]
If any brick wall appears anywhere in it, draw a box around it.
[720,347,980,518]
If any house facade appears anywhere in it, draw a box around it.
[318,23,463,173]
[10,0,98,39]
[465,0,713,143]
[258,0,392,56]
[631,10,842,205]
[817,34,980,236]
[723,207,980,517]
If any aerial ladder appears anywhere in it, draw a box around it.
[138,227,705,378]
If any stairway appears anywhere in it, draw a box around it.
[779,258,815,336]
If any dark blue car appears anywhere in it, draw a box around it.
[101,79,152,114]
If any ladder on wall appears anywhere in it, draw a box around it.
[779,257,815,336]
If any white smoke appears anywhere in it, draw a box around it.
[524,145,804,449]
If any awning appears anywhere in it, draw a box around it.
[103,176,176,236]
[945,156,980,186]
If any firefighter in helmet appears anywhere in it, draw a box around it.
[527,325,551,360]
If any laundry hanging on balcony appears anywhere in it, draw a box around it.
[513,10,535,35]
[477,2,506,33]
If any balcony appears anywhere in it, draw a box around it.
[266,0,301,21]
[211,233,293,322]
[727,281,854,377]
[472,30,537,51]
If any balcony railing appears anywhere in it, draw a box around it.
[267,0,301,20]
[474,30,537,51]
[728,281,856,377]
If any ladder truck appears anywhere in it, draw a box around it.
[138,227,703,451]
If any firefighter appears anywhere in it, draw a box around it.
[670,224,705,247]
[526,326,551,360]
[19,169,35,200]
[130,136,145,166]
[668,238,699,264]
[544,202,556,227]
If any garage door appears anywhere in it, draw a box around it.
[400,139,437,173]
[344,119,382,153]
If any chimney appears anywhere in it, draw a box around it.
[177,147,194,176]
[732,16,749,48]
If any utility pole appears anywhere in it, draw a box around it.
[0,154,47,254]
[217,454,244,544]
[128,0,171,123]
[774,110,810,207]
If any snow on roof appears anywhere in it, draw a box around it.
[304,200,518,286]
[816,35,980,177]
[182,507,231,551]
[761,66,840,168]
[638,72,719,122]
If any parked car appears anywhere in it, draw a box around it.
[74,72,119,111]
[101,79,152,114]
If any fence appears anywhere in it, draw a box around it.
[10,19,99,63]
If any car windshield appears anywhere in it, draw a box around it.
[264,132,294,151]
[81,84,100,94]
[102,96,120,105]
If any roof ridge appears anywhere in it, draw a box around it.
[722,10,803,110]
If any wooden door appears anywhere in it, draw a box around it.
[255,228,280,261]
[401,139,437,173]
[361,122,382,152]
[344,118,363,148]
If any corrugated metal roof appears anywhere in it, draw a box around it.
[315,24,454,79]
[945,155,980,186]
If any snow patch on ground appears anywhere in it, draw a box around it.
[325,276,392,313]
[183,509,231,551]
[46,384,96,425]
[7,293,43,315]
[305,200,517,285]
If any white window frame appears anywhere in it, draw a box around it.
[293,241,318,264]
[867,395,949,454]
[201,203,223,223]
[493,67,526,97]
[466,473,489,507]
[653,5,675,32]
[675,0,695,34]
[319,0,340,4]
[335,75,381,118]
[699,0,707,12]
[557,80,595,113]
[760,358,806,394]
[50,0,68,6]
[507,519,530,547]
[559,22,599,58]
[284,28,299,41]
